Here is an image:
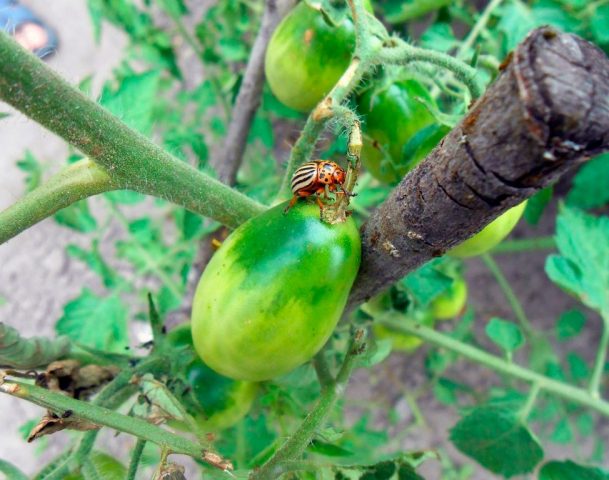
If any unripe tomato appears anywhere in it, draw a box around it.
[167,324,258,431]
[191,202,361,381]
[358,79,442,183]
[372,311,435,352]
[448,201,527,258]
[265,0,372,112]
[430,278,468,320]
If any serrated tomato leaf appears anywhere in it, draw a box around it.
[539,460,609,480]
[545,207,609,314]
[450,406,543,477]
[55,289,128,352]
[485,318,525,354]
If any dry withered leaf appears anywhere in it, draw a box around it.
[203,451,234,471]
[155,462,186,480]
[37,360,119,399]
[27,411,99,442]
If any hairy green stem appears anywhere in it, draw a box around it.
[0,379,226,466]
[0,459,28,480]
[127,439,146,480]
[491,236,556,254]
[379,40,484,99]
[385,0,451,23]
[457,0,505,59]
[519,382,541,422]
[378,317,609,417]
[250,330,365,480]
[0,33,264,230]
[589,311,609,398]
[82,459,100,480]
[0,159,117,245]
[481,253,536,337]
[276,58,369,201]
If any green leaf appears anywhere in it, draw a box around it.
[567,351,589,381]
[16,150,43,192]
[0,322,70,369]
[485,318,525,354]
[308,439,354,458]
[55,289,128,352]
[401,259,453,307]
[420,22,457,52]
[590,5,609,45]
[549,418,573,444]
[248,115,274,149]
[101,71,160,136]
[0,111,10,120]
[524,187,553,225]
[545,207,609,313]
[67,241,124,289]
[54,199,98,232]
[576,412,594,437]
[567,154,609,209]
[104,190,146,205]
[555,309,586,340]
[539,460,609,480]
[0,459,28,480]
[450,406,544,476]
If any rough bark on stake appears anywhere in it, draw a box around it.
[348,27,609,307]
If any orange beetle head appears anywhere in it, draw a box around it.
[332,165,346,185]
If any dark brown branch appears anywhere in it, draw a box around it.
[210,0,296,184]
[348,27,609,308]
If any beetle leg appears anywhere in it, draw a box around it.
[324,184,331,199]
[283,195,299,214]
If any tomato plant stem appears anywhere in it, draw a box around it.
[0,33,264,230]
[480,253,536,338]
[589,311,609,398]
[0,378,229,468]
[0,159,118,245]
[519,382,541,422]
[379,318,609,418]
[378,42,484,99]
[490,236,556,254]
[126,439,146,480]
[250,330,365,480]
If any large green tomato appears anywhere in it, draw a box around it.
[265,1,372,112]
[191,201,361,381]
[448,201,527,258]
[430,278,468,320]
[358,80,443,183]
[167,324,258,431]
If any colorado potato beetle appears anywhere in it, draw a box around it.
[285,160,349,213]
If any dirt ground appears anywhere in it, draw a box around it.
[0,1,607,478]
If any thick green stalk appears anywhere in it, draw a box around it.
[379,40,484,99]
[0,379,228,467]
[250,331,365,480]
[378,318,609,417]
[127,439,146,480]
[0,33,264,229]
[589,311,609,398]
[0,159,117,245]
